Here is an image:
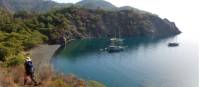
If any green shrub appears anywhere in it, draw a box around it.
[6,53,25,67]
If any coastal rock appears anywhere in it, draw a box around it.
[63,9,181,38]
[147,15,181,37]
[37,7,181,44]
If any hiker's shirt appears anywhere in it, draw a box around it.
[24,61,34,75]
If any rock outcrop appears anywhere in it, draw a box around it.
[31,7,181,44]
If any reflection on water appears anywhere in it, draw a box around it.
[52,34,198,87]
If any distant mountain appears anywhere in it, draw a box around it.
[76,0,117,10]
[0,0,73,12]
[76,0,145,11]
[0,0,144,12]
[119,6,136,10]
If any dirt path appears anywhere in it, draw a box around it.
[28,44,61,71]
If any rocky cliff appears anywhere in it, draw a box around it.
[24,7,180,43]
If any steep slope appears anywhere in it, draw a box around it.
[22,7,180,43]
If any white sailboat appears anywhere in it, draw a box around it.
[168,36,179,47]
[106,28,125,53]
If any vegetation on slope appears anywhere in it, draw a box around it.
[0,65,105,87]
[0,9,47,66]
[0,8,105,87]
[22,6,180,44]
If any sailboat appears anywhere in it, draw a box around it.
[110,27,124,42]
[106,45,124,53]
[110,37,124,42]
[168,36,179,47]
[106,28,125,53]
[168,43,179,47]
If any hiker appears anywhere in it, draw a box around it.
[24,56,38,86]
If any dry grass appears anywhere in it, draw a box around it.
[0,65,105,87]
[0,66,20,87]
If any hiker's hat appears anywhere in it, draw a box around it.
[26,56,32,61]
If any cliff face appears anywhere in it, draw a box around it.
[147,15,180,37]
[59,9,180,38]
[28,7,180,43]
[88,11,181,38]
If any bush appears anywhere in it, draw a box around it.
[5,53,25,67]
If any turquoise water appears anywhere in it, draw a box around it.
[52,33,198,87]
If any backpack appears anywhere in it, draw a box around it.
[26,61,34,73]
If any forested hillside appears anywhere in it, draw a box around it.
[0,9,47,66]
[22,7,180,43]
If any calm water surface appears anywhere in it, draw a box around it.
[52,33,198,87]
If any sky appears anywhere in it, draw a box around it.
[53,0,200,35]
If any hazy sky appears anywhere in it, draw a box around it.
[53,0,200,34]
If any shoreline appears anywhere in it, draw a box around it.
[28,44,61,71]
[1,44,106,87]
